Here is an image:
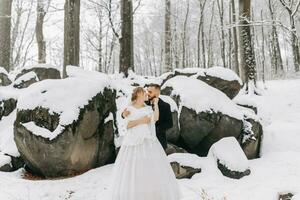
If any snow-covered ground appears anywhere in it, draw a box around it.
[0,78,300,200]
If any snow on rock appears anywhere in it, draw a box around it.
[17,72,113,134]
[14,67,117,177]
[169,153,202,179]
[205,66,242,85]
[13,71,39,89]
[0,87,18,120]
[14,63,61,83]
[161,67,242,99]
[160,95,178,112]
[208,137,250,179]
[162,76,243,120]
[161,76,245,156]
[23,63,61,71]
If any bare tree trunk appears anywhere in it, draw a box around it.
[217,0,226,68]
[228,2,232,70]
[268,0,284,76]
[97,8,103,72]
[231,0,239,75]
[36,0,47,64]
[182,1,190,68]
[260,10,266,84]
[119,0,134,77]
[63,0,80,78]
[197,0,207,68]
[0,0,12,71]
[207,1,215,68]
[164,0,172,73]
[239,0,257,92]
[279,0,300,72]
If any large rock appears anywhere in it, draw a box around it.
[0,67,12,86]
[208,137,251,179]
[14,72,117,178]
[0,87,18,120]
[161,76,244,156]
[14,64,61,88]
[13,71,39,89]
[166,143,187,155]
[168,153,202,179]
[160,67,242,99]
[0,98,17,120]
[195,67,242,99]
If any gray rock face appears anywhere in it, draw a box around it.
[178,106,243,156]
[166,109,180,144]
[15,66,61,81]
[196,74,242,99]
[170,161,201,179]
[239,117,263,159]
[14,66,61,89]
[13,72,39,89]
[166,143,187,155]
[0,98,17,120]
[14,88,117,178]
[161,68,242,99]
[217,160,251,179]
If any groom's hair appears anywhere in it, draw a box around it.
[148,83,161,91]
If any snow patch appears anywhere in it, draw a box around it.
[162,76,243,120]
[208,137,249,172]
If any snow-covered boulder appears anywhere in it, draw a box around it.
[0,67,12,86]
[234,94,258,114]
[208,137,251,179]
[13,71,39,89]
[160,68,204,85]
[161,76,244,156]
[161,67,242,99]
[0,87,18,120]
[194,67,242,99]
[14,69,117,177]
[169,153,202,179]
[14,64,61,88]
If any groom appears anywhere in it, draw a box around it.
[122,84,173,150]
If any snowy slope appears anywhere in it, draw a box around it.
[0,78,299,199]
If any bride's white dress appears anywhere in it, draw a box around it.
[108,105,181,200]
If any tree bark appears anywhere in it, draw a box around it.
[36,0,47,64]
[119,0,134,77]
[164,0,172,73]
[268,0,284,75]
[239,0,256,91]
[0,0,12,71]
[231,0,239,75]
[63,0,80,78]
[217,0,226,68]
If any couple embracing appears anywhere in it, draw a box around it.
[108,84,181,200]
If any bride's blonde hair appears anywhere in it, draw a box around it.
[131,87,145,102]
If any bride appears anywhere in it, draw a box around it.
[108,87,181,200]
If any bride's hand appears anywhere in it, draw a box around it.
[139,116,151,124]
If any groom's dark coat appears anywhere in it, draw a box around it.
[146,98,173,150]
